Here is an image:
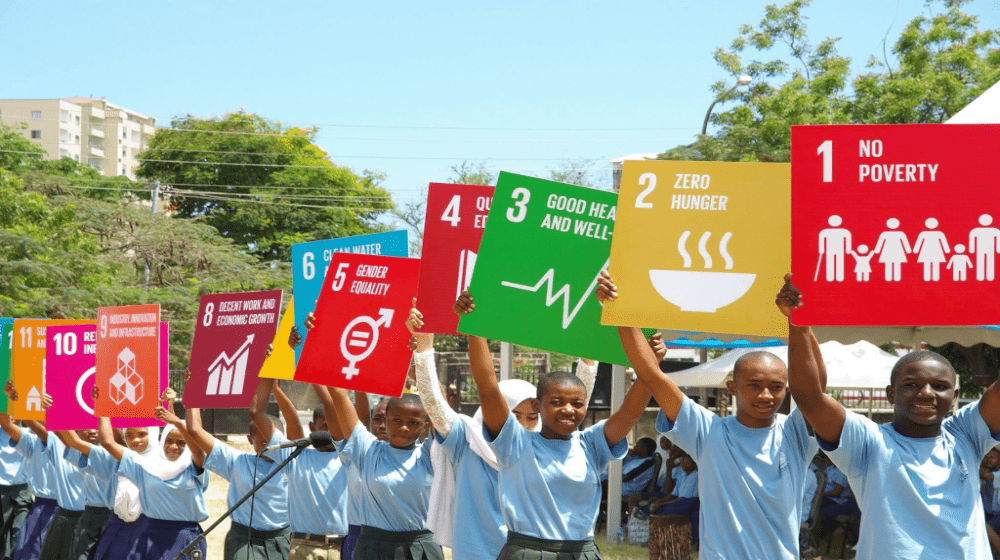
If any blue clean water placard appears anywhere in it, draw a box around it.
[290,231,408,364]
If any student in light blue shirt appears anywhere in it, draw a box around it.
[0,424,30,560]
[780,275,1000,559]
[100,395,209,560]
[258,378,348,558]
[37,426,87,560]
[1,398,60,560]
[185,373,290,560]
[404,306,607,560]
[600,271,821,560]
[455,291,650,559]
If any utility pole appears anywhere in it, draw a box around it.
[144,181,160,290]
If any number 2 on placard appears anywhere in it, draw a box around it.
[635,173,657,208]
[441,195,461,226]
[507,188,531,223]
[817,140,832,183]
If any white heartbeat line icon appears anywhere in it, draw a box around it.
[500,258,610,330]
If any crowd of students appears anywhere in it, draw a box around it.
[0,273,997,560]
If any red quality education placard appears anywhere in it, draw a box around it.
[183,290,283,409]
[416,183,494,334]
[95,305,160,418]
[791,124,1000,326]
[296,254,419,397]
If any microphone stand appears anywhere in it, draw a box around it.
[174,443,308,560]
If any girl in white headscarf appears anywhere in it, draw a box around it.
[405,303,599,560]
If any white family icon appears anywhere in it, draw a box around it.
[817,214,1000,282]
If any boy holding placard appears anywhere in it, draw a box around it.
[0,419,29,560]
[598,271,822,560]
[778,274,1000,558]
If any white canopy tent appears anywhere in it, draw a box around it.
[665,340,897,389]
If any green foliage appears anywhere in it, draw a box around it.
[0,123,46,172]
[661,0,999,164]
[136,111,394,260]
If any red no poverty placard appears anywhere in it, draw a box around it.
[183,290,284,409]
[791,124,1000,326]
[95,304,161,418]
[416,183,494,334]
[296,254,419,397]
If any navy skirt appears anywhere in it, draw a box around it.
[342,524,361,560]
[354,526,443,560]
[12,497,57,560]
[38,507,83,560]
[1,484,32,560]
[91,512,147,560]
[143,518,204,560]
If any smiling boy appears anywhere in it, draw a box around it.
[779,274,1000,558]
[598,270,823,560]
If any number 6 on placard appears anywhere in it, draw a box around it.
[507,187,531,223]
[635,173,657,208]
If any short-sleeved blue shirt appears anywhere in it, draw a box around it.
[12,429,57,499]
[671,469,698,498]
[77,446,120,509]
[436,419,505,560]
[657,397,817,560]
[490,414,627,541]
[821,403,998,559]
[0,429,26,486]
[203,431,289,531]
[117,452,209,522]
[622,455,656,496]
[338,421,433,532]
[265,433,347,535]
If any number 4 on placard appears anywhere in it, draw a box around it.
[441,195,461,227]
[817,140,832,183]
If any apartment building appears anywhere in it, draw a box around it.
[0,97,155,179]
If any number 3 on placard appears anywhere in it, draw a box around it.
[331,262,350,291]
[507,188,531,223]
[635,173,657,208]
[817,140,832,182]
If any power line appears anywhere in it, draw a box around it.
[60,184,391,202]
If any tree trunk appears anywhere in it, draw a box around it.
[649,514,691,560]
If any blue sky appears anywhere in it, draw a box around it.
[2,0,997,218]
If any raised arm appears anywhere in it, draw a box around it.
[55,430,93,456]
[454,291,508,438]
[0,414,20,443]
[576,358,598,403]
[779,274,845,444]
[354,391,372,431]
[597,272,686,421]
[98,416,126,461]
[156,404,205,467]
[326,386,362,441]
[23,419,48,444]
[604,335,666,446]
[406,301,457,437]
[312,384,347,441]
[249,377,278,441]
[979,372,1000,433]
[179,370,216,456]
[273,382,304,441]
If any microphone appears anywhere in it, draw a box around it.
[262,431,334,452]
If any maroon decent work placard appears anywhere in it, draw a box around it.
[791,124,1000,326]
[296,254,419,397]
[416,183,494,334]
[183,290,283,408]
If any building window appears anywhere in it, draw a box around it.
[60,129,70,143]
[75,116,80,125]
[122,166,127,175]
[122,130,127,139]
[75,135,80,144]
[30,130,41,139]
[31,111,41,119]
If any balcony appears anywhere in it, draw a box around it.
[88,144,104,158]
[89,126,104,138]
[86,107,105,120]
[142,123,156,135]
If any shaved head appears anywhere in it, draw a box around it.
[890,350,955,386]
[733,351,787,384]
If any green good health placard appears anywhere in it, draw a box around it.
[458,172,650,365]
[0,319,11,414]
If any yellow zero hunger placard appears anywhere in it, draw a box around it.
[601,160,790,337]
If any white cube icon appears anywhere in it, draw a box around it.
[110,347,143,405]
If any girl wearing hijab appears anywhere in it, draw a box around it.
[406,302,660,560]
[56,394,166,560]
[98,391,209,560]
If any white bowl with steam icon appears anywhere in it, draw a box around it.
[650,231,756,312]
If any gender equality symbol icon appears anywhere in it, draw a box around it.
[340,309,394,379]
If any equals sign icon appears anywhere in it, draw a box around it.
[348,330,370,348]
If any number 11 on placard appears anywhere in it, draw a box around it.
[817,140,833,182]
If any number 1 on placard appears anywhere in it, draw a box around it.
[817,140,832,183]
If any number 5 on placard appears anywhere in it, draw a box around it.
[507,187,531,223]
[331,262,350,291]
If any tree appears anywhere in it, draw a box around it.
[136,111,395,260]
[548,159,601,189]
[0,123,45,172]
